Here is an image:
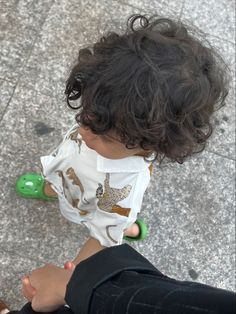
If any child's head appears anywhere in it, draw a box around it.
[65,15,229,162]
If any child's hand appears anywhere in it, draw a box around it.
[22,276,36,302]
[21,262,75,304]
[21,264,73,312]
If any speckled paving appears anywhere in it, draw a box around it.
[0,0,235,309]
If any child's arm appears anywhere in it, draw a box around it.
[72,237,105,265]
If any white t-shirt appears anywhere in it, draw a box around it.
[41,124,151,247]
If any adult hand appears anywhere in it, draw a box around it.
[22,263,73,312]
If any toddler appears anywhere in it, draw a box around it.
[16,15,228,262]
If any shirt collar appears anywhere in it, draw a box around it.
[97,154,148,173]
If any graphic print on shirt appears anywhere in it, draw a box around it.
[56,170,72,202]
[106,225,119,244]
[51,127,82,157]
[96,173,132,216]
[96,173,132,244]
[148,163,153,175]
[56,168,89,216]
[68,127,82,151]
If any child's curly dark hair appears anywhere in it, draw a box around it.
[65,15,229,163]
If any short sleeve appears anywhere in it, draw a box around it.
[86,168,151,247]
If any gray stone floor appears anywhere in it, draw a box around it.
[0,0,235,309]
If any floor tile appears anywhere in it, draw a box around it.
[182,0,235,43]
[134,151,235,291]
[0,79,15,118]
[0,0,55,82]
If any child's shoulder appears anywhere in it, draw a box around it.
[96,154,151,175]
